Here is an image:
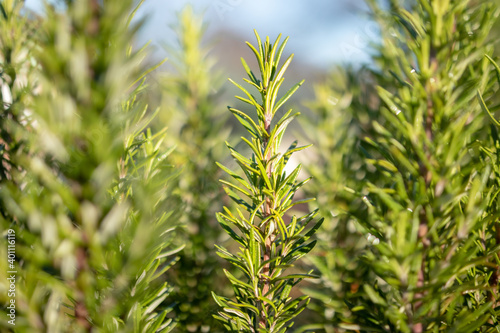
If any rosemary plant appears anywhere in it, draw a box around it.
[301,68,378,331]
[0,1,181,331]
[333,1,499,331]
[160,7,229,331]
[212,31,323,332]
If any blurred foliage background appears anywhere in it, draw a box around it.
[2,0,500,332]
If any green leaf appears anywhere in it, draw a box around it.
[255,156,273,190]
[212,292,230,307]
[302,217,324,240]
[274,80,304,114]
[284,240,317,263]
[227,301,260,315]
[274,54,294,87]
[478,90,500,127]
[265,110,297,158]
[272,273,319,282]
[220,179,252,198]
[0,3,7,20]
[249,226,261,276]
[224,269,254,291]
[216,161,254,192]
[485,54,500,84]
[394,9,424,39]
[363,285,387,306]
[274,36,290,71]
[246,40,264,79]
[127,0,146,28]
[223,307,252,324]
[241,57,260,86]
[217,213,246,247]
[241,137,263,160]
[229,78,262,106]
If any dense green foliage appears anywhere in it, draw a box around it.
[305,0,500,332]
[211,31,322,332]
[2,0,500,332]
[158,7,229,332]
[0,0,181,331]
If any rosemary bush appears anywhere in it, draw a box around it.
[159,7,230,331]
[305,0,500,332]
[361,2,499,330]
[212,31,322,332]
[301,67,380,332]
[0,0,181,331]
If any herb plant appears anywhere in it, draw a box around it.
[212,31,323,333]
[0,1,181,331]
[160,7,230,331]
[308,0,500,331]
[301,68,378,332]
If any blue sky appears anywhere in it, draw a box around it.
[25,0,375,68]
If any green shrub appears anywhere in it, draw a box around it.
[158,6,230,332]
[305,0,500,331]
[0,1,181,331]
